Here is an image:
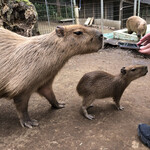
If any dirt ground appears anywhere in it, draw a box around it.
[0,47,150,150]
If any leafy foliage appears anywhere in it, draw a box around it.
[33,1,72,21]
[15,0,32,5]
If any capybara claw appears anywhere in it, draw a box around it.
[52,103,65,109]
[87,105,94,110]
[85,114,95,120]
[117,106,124,111]
[20,119,39,128]
[58,103,65,108]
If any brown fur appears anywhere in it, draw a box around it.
[0,25,103,128]
[76,65,148,120]
[126,16,147,40]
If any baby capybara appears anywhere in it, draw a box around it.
[0,25,103,128]
[76,65,148,120]
[126,16,147,40]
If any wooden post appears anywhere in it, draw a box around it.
[74,6,79,24]
[119,0,123,29]
[73,0,79,24]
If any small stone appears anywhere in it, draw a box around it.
[132,140,139,149]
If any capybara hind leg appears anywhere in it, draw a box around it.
[82,97,95,120]
[38,85,65,109]
[113,98,124,110]
[14,94,39,128]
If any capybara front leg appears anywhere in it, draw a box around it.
[82,96,95,120]
[113,98,124,110]
[14,95,39,128]
[38,85,65,109]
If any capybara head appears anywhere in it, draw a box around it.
[56,25,103,54]
[137,23,147,37]
[120,65,148,81]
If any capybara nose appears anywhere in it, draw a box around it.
[99,33,103,40]
[96,31,103,40]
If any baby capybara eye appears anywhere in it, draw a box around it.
[131,68,136,71]
[74,31,83,35]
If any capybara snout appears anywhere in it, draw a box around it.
[143,66,148,75]
[122,65,148,80]
[99,33,103,40]
[61,25,103,53]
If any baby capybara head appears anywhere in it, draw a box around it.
[56,25,103,54]
[137,23,147,38]
[120,65,148,82]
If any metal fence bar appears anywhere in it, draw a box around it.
[45,0,50,26]
[138,0,141,16]
[134,0,137,15]
[71,0,75,24]
[101,0,104,49]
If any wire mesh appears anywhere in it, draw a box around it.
[30,0,150,34]
[31,0,74,34]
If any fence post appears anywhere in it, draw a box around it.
[71,0,75,24]
[134,0,137,16]
[101,0,104,49]
[119,0,123,29]
[137,0,140,16]
[45,0,50,26]
[73,0,79,24]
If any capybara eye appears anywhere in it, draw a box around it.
[74,31,83,35]
[131,68,136,71]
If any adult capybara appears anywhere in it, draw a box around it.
[126,16,147,40]
[76,65,148,120]
[0,25,103,128]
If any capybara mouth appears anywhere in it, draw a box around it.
[144,70,148,75]
[143,68,148,76]
[98,43,103,50]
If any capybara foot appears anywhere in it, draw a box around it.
[82,106,95,120]
[20,119,39,128]
[84,114,95,120]
[117,106,124,111]
[52,103,65,109]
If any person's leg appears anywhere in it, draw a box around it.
[138,124,150,148]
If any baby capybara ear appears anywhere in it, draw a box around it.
[121,67,126,75]
[56,26,64,37]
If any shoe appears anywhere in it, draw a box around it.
[138,124,150,148]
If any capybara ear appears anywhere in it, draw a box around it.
[121,67,126,75]
[56,26,64,37]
